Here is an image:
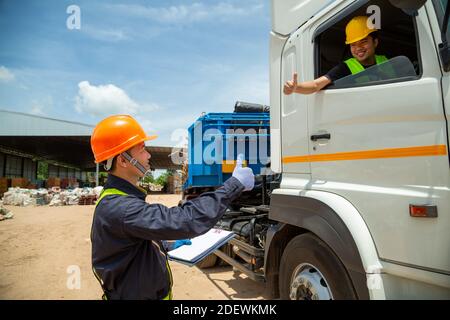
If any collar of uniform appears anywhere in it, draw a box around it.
[104,174,147,200]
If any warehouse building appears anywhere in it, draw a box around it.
[0,110,181,192]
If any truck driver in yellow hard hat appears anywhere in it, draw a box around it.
[284,16,389,95]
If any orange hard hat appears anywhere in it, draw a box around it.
[91,115,157,163]
[345,16,377,44]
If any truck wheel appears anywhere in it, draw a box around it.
[279,233,356,300]
[196,254,218,269]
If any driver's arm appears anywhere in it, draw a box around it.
[284,73,331,95]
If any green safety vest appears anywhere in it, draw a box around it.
[94,188,173,300]
[344,55,388,75]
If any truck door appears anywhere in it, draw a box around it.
[301,1,449,273]
[274,0,336,175]
[430,0,450,157]
[280,29,311,174]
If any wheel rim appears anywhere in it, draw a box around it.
[289,263,333,300]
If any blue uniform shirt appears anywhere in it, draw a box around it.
[91,174,244,300]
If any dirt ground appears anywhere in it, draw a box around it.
[0,194,267,300]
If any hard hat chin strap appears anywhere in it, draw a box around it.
[121,152,152,177]
[104,157,114,171]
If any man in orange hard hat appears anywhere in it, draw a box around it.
[90,115,255,300]
[284,16,389,95]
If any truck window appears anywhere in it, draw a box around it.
[315,0,422,89]
[333,55,417,88]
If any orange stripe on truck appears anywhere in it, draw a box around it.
[282,145,448,164]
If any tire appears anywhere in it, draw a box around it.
[279,233,357,300]
[196,254,218,269]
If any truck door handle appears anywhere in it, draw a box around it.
[311,133,331,141]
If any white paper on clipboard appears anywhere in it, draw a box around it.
[167,228,235,266]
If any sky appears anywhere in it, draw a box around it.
[0,0,271,147]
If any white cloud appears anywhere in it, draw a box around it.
[82,26,129,42]
[134,115,156,138]
[0,66,15,82]
[29,96,53,116]
[30,104,45,116]
[144,113,200,147]
[107,2,264,24]
[75,81,159,117]
[133,62,269,147]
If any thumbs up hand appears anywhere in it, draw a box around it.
[283,72,298,95]
[232,154,255,191]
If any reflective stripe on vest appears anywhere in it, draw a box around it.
[344,55,388,75]
[95,188,128,206]
[94,188,173,300]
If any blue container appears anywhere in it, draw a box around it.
[184,112,270,190]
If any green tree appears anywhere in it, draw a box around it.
[142,173,155,184]
[37,161,48,180]
[155,171,171,187]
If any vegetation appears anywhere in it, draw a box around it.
[151,169,175,188]
[37,161,48,180]
[142,173,155,184]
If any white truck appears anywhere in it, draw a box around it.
[206,0,450,299]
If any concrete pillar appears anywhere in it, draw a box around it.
[96,163,99,187]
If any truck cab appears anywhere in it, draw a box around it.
[268,0,450,299]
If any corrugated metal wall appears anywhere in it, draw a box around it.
[0,153,89,182]
[0,153,4,177]
[67,168,74,178]
[5,154,22,177]
[48,164,58,177]
[59,167,67,178]
[23,158,36,181]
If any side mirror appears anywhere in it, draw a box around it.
[439,42,450,72]
[439,0,450,71]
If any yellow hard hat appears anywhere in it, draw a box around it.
[345,16,377,45]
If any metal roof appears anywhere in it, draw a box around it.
[147,146,185,170]
[0,109,94,136]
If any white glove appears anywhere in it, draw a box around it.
[232,154,255,191]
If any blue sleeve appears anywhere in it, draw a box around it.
[122,177,244,241]
[162,240,173,251]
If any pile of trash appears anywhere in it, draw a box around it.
[0,201,14,221]
[1,186,103,207]
[2,188,44,206]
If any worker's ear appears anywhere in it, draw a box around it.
[373,37,379,49]
[116,154,128,168]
